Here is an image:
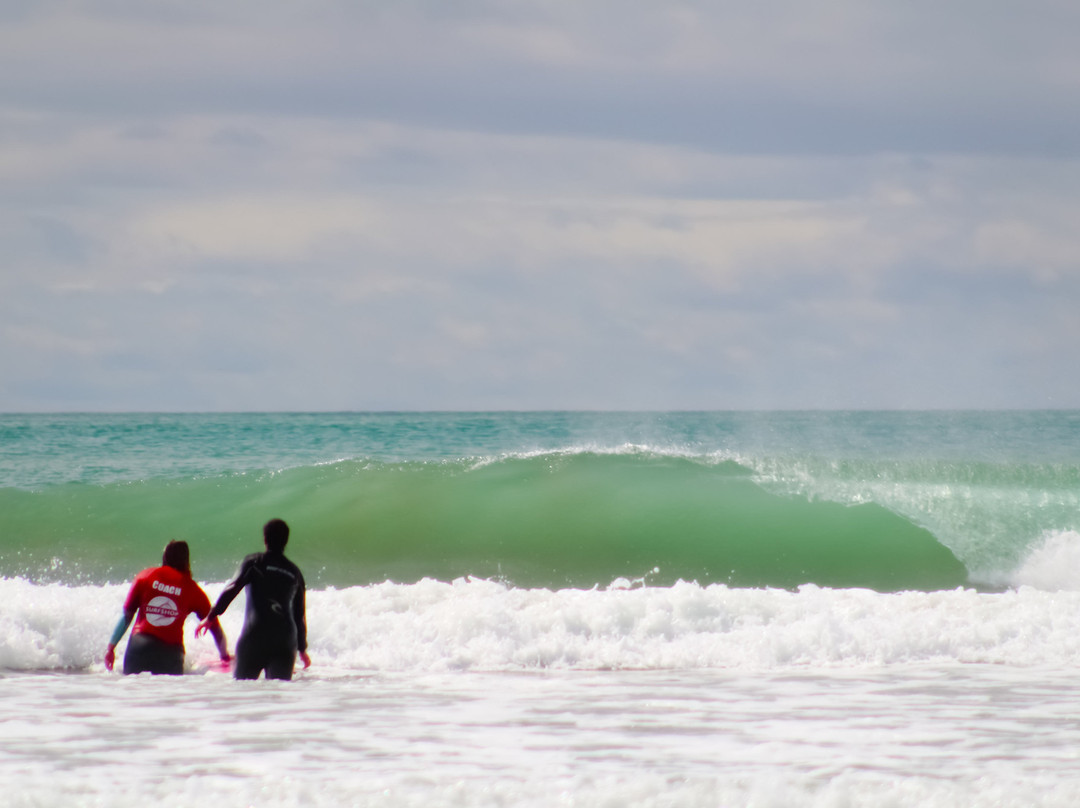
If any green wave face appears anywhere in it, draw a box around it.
[0,452,968,592]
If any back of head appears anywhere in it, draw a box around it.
[162,540,191,576]
[263,518,290,553]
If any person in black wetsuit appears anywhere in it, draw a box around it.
[197,518,310,680]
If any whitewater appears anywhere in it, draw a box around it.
[3,411,1080,806]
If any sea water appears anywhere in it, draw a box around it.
[2,411,1080,806]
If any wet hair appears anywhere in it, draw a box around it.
[162,540,191,576]
[263,518,290,553]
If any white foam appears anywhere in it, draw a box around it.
[7,576,1080,673]
[461,441,745,471]
[5,577,1080,808]
[310,578,1080,672]
[0,578,124,670]
[9,770,1080,808]
[1010,530,1080,591]
[3,662,1079,808]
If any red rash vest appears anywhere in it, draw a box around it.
[123,565,212,648]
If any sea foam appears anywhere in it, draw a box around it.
[5,577,1080,674]
[1010,529,1080,591]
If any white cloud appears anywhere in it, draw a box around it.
[2,3,1080,409]
[130,194,385,263]
[4,323,117,358]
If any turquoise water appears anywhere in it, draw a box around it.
[2,411,1076,590]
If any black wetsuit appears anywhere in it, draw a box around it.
[209,551,308,680]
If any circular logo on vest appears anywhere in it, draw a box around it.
[145,595,179,626]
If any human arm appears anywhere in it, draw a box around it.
[293,567,309,666]
[195,557,253,638]
[203,615,230,663]
[104,608,135,671]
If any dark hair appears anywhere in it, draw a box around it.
[263,518,290,553]
[162,540,191,576]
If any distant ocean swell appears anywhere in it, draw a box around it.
[0,451,967,591]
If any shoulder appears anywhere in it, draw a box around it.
[283,556,306,589]
[234,552,263,576]
[125,567,156,603]
[187,580,212,608]
[234,552,261,570]
[278,554,304,579]
[130,566,160,588]
[158,568,210,606]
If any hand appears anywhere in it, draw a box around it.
[299,651,311,669]
[220,651,231,664]
[195,617,212,638]
[104,645,116,671]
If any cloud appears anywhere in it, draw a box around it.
[1,2,1079,410]
[4,2,1080,154]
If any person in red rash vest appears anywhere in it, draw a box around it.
[104,540,230,675]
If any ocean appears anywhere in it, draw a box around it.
[2,410,1080,806]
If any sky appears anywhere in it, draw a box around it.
[2,1,1079,411]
